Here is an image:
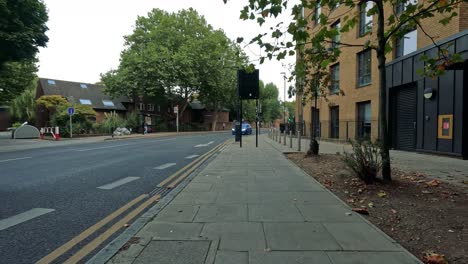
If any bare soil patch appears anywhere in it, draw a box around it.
[287,153,468,264]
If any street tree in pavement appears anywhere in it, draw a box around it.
[228,0,466,182]
[0,0,48,104]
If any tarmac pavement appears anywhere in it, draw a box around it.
[99,134,421,264]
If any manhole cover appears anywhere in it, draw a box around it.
[134,240,211,264]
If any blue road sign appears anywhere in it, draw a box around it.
[68,107,75,115]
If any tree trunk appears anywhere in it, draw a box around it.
[211,109,219,131]
[376,1,392,182]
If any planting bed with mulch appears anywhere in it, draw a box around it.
[287,153,468,264]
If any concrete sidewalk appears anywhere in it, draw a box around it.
[103,135,420,264]
[270,131,468,187]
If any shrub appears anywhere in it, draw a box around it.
[52,103,96,137]
[11,122,23,128]
[125,111,140,131]
[342,140,382,184]
[102,111,126,132]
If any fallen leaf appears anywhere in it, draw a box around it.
[391,209,397,214]
[352,208,369,215]
[422,190,433,194]
[377,191,387,198]
[462,180,468,184]
[368,202,374,208]
[123,224,130,228]
[346,198,355,203]
[357,188,363,194]
[423,252,448,264]
[448,229,455,233]
[426,179,441,187]
[345,212,352,216]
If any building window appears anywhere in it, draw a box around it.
[357,101,371,140]
[314,1,321,25]
[48,79,56,85]
[359,2,373,37]
[330,63,340,94]
[357,49,372,86]
[331,20,340,49]
[147,104,154,112]
[395,0,417,16]
[139,103,145,111]
[330,106,339,139]
[80,83,88,89]
[102,100,115,107]
[79,99,92,105]
[395,29,417,58]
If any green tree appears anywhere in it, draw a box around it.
[0,0,48,104]
[8,77,37,124]
[230,0,466,182]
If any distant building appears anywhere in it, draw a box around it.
[36,78,130,127]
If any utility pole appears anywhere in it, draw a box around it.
[297,6,305,152]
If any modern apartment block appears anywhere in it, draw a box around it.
[298,1,468,158]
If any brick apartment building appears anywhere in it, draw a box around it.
[298,1,468,158]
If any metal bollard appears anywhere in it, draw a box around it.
[279,130,282,144]
[283,130,286,146]
[290,130,293,148]
[298,130,301,151]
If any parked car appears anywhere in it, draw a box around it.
[232,123,253,135]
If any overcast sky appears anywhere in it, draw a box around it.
[37,0,297,102]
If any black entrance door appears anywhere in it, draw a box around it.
[312,107,320,137]
[390,85,417,150]
[330,106,339,139]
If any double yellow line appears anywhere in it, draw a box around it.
[37,141,226,264]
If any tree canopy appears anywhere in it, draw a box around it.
[101,8,248,128]
[0,0,48,104]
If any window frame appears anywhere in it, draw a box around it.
[102,100,115,107]
[314,0,321,25]
[80,83,88,89]
[358,2,373,37]
[47,79,56,85]
[331,20,341,49]
[330,63,340,94]
[356,101,371,140]
[394,29,417,59]
[79,99,92,105]
[357,49,372,87]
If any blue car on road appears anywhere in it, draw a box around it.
[232,123,253,135]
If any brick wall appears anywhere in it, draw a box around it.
[299,1,464,141]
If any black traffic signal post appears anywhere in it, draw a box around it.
[237,69,260,148]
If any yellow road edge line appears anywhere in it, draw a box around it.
[63,194,161,264]
[36,194,148,264]
[157,141,223,188]
[167,141,227,189]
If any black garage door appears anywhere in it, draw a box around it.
[390,85,417,150]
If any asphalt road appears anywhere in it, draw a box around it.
[0,133,232,263]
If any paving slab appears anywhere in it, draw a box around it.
[194,204,248,222]
[248,204,304,222]
[184,182,213,192]
[264,223,341,250]
[247,191,338,205]
[171,192,218,205]
[324,222,400,251]
[201,222,265,251]
[214,251,248,264]
[133,240,210,264]
[327,251,420,264]
[296,204,363,222]
[136,222,203,239]
[155,204,199,222]
[250,251,333,264]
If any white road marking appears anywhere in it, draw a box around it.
[0,208,55,231]
[194,141,214,147]
[154,163,177,170]
[74,144,133,152]
[0,157,32,163]
[185,155,199,159]
[97,177,140,190]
